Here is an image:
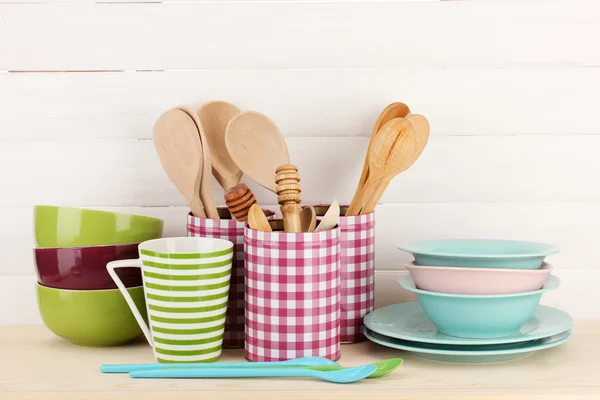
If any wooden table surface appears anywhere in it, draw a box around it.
[1,323,598,400]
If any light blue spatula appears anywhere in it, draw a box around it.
[128,364,377,383]
[100,356,338,374]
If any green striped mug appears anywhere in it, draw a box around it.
[107,237,234,363]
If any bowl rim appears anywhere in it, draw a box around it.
[36,282,143,293]
[398,273,560,298]
[33,241,141,252]
[34,204,164,223]
[404,261,553,274]
[397,238,560,259]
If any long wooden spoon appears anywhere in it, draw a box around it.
[346,102,410,216]
[197,101,242,191]
[315,199,340,232]
[225,111,290,193]
[348,118,416,216]
[300,206,316,232]
[361,114,430,214]
[248,204,272,232]
[177,106,220,219]
[153,108,206,218]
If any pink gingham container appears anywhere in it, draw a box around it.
[244,220,341,362]
[187,208,274,349]
[314,205,375,343]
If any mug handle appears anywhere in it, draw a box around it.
[107,259,153,347]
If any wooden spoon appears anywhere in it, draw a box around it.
[197,101,242,191]
[225,111,290,193]
[300,206,316,232]
[361,114,430,214]
[347,118,416,216]
[177,105,220,219]
[346,103,410,216]
[315,199,340,232]
[153,108,206,218]
[248,204,272,232]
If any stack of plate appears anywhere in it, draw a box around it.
[363,239,574,363]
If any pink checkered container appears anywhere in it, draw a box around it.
[314,205,375,343]
[187,207,275,349]
[244,220,341,362]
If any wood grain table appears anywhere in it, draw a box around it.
[1,323,598,399]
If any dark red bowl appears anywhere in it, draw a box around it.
[34,243,142,290]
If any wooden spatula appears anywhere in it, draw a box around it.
[177,106,220,219]
[197,101,242,191]
[248,204,272,232]
[314,199,340,232]
[300,206,317,232]
[361,114,429,214]
[153,108,206,218]
[225,111,290,193]
[349,118,416,216]
[346,103,410,216]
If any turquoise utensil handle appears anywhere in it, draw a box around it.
[130,367,320,379]
[100,356,337,373]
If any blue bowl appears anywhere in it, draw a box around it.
[397,239,559,269]
[398,274,560,338]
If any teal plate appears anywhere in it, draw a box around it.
[364,328,573,363]
[364,302,574,345]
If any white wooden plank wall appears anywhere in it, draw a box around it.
[1,0,599,324]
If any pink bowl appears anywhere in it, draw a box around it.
[34,243,142,290]
[404,262,553,295]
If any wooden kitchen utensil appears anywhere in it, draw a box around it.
[361,114,429,214]
[225,111,290,193]
[347,118,416,216]
[197,101,242,191]
[176,106,220,219]
[314,199,340,232]
[300,206,317,233]
[346,103,410,216]
[276,164,302,233]
[153,108,206,218]
[224,183,257,222]
[248,204,272,232]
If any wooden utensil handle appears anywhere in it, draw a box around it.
[191,196,207,218]
[361,176,391,214]
[346,176,378,216]
[346,193,366,216]
[275,164,302,233]
[280,204,302,233]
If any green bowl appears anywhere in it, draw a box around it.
[36,283,147,347]
[34,205,164,248]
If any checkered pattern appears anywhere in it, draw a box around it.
[338,210,376,342]
[187,209,274,349]
[244,224,341,362]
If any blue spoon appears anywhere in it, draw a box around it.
[128,364,377,383]
[100,356,338,374]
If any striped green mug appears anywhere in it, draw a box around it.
[107,237,234,363]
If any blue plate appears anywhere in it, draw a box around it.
[397,238,559,269]
[398,275,560,338]
[364,328,573,363]
[364,302,574,345]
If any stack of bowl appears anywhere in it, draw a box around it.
[33,205,164,347]
[363,239,574,363]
